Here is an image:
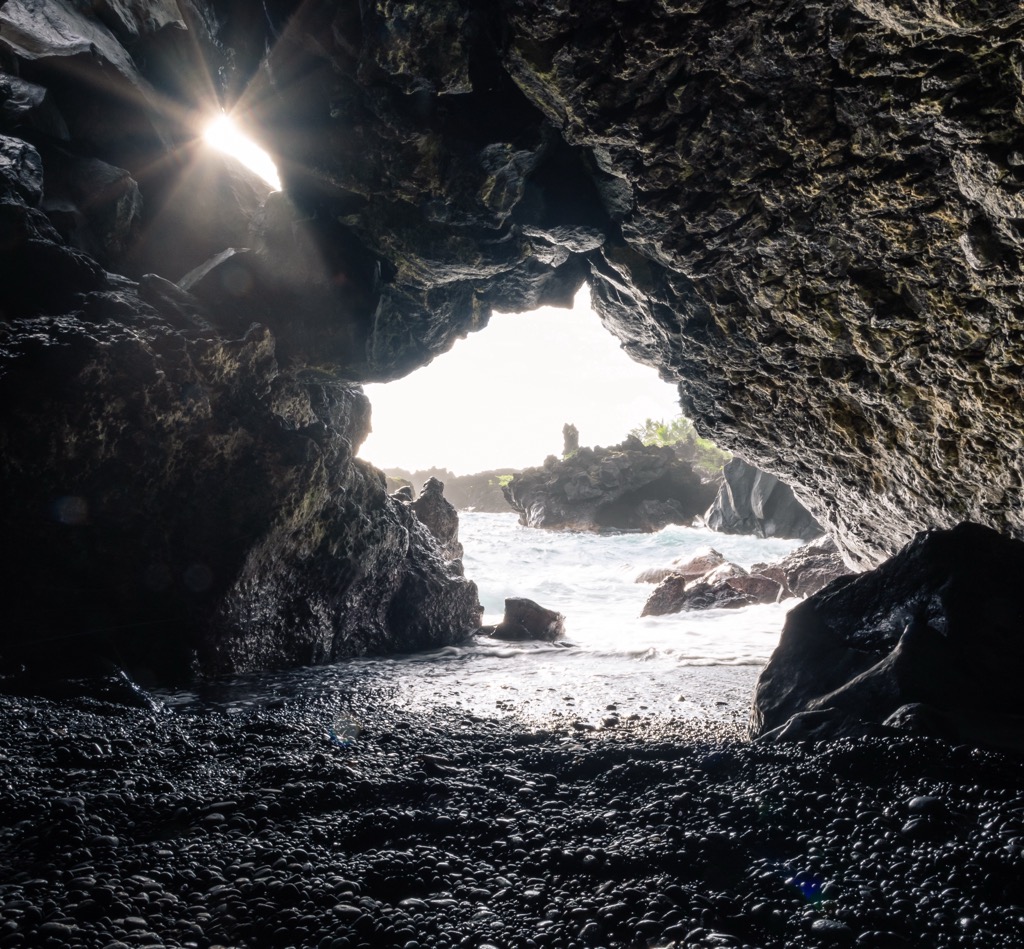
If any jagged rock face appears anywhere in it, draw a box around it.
[409,478,465,562]
[503,437,717,532]
[706,459,824,542]
[0,308,481,679]
[238,0,1024,568]
[3,1,1024,673]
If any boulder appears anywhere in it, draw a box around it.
[750,523,1024,753]
[489,597,565,642]
[0,72,68,139]
[40,148,142,266]
[410,478,464,561]
[751,535,853,599]
[636,547,726,584]
[706,458,823,541]
[641,566,782,616]
[503,437,718,533]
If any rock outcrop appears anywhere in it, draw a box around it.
[0,312,481,680]
[750,524,1024,752]
[706,459,824,542]
[5,1,1024,677]
[635,547,726,585]
[503,437,718,532]
[752,536,853,600]
[385,468,517,514]
[486,597,565,643]
[410,478,464,562]
[640,540,851,616]
[642,562,784,617]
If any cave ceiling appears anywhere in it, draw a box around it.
[4,0,1024,572]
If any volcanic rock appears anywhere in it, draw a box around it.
[0,312,481,679]
[750,523,1024,752]
[641,565,783,617]
[4,0,1024,679]
[488,596,565,642]
[752,536,853,599]
[385,467,518,514]
[410,477,464,562]
[706,458,823,542]
[636,547,727,584]
[503,437,717,532]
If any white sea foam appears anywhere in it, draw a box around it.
[460,511,802,665]
[378,512,807,725]
[161,513,806,726]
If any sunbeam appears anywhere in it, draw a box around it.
[203,113,282,190]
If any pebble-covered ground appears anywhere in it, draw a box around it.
[0,678,1022,949]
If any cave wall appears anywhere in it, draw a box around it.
[2,0,1023,674]
[239,0,1024,569]
[0,0,483,679]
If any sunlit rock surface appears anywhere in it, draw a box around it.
[3,0,1024,676]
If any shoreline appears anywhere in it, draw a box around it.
[1,669,1023,949]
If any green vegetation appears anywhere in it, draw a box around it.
[629,415,732,479]
[495,474,515,488]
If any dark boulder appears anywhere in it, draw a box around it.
[641,564,783,617]
[706,458,823,541]
[503,437,718,533]
[410,477,464,562]
[488,597,565,642]
[750,523,1024,752]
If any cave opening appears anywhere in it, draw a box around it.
[356,285,804,728]
[358,286,680,476]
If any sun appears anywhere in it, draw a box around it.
[203,113,282,191]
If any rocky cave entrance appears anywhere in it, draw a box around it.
[357,286,681,479]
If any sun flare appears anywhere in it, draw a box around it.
[203,114,282,191]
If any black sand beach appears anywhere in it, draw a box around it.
[1,668,1022,949]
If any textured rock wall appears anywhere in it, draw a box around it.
[3,0,1024,675]
[0,1,482,679]
[241,0,1024,568]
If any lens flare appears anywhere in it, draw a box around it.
[203,114,281,190]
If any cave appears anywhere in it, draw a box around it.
[5,0,1024,679]
[3,3,1024,947]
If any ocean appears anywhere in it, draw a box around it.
[163,513,804,733]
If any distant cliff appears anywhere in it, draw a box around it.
[385,468,518,513]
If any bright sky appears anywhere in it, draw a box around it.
[358,288,682,474]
